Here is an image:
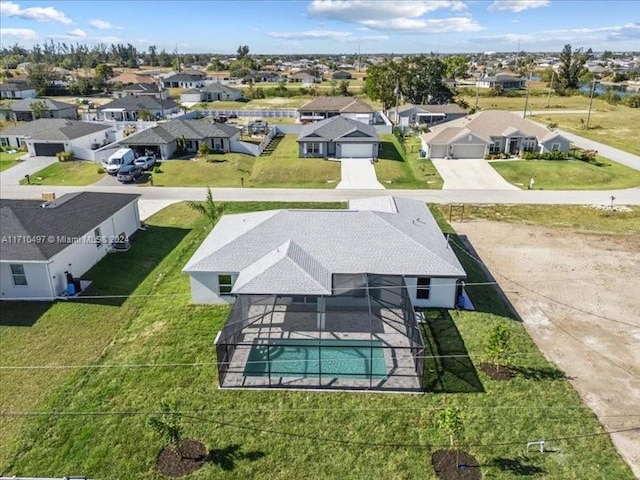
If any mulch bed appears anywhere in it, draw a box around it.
[432,449,482,480]
[156,439,206,477]
[480,362,515,381]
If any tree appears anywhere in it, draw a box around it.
[148,401,184,457]
[69,76,93,95]
[236,45,250,58]
[137,108,153,121]
[29,99,49,119]
[26,63,55,95]
[364,61,399,110]
[556,44,593,94]
[198,143,210,159]
[484,323,512,371]
[94,63,113,79]
[187,187,225,225]
[337,80,350,96]
[436,407,464,448]
[444,55,470,79]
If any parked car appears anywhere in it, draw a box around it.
[116,165,142,183]
[134,155,156,170]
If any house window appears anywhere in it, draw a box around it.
[10,264,27,286]
[0,137,8,147]
[489,140,501,153]
[416,277,431,300]
[94,227,102,248]
[218,275,233,295]
[551,143,561,151]
[308,143,321,154]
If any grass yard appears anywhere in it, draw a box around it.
[436,204,640,235]
[458,90,608,112]
[149,154,255,188]
[250,134,340,188]
[0,201,634,479]
[490,158,640,190]
[18,160,104,186]
[0,150,24,172]
[375,134,443,189]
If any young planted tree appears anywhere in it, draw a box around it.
[436,406,464,449]
[148,401,184,457]
[485,323,512,372]
[198,143,210,160]
[187,187,225,226]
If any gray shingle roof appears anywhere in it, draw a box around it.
[0,119,111,141]
[0,192,139,261]
[98,95,178,111]
[200,83,242,95]
[299,96,373,113]
[163,73,203,82]
[396,103,467,115]
[298,116,378,143]
[122,119,240,145]
[0,83,35,92]
[183,196,465,295]
[7,98,76,112]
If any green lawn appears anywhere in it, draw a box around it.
[18,160,104,186]
[150,154,255,188]
[0,150,24,172]
[250,134,341,188]
[375,134,443,189]
[490,158,640,190]
[0,201,633,479]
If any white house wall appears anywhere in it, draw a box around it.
[404,277,458,308]
[188,272,236,304]
[0,262,53,300]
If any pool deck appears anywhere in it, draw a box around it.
[220,305,423,392]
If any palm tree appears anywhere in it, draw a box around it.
[187,187,225,225]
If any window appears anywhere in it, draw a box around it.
[0,137,8,147]
[416,277,431,300]
[94,227,102,248]
[218,275,233,295]
[308,143,321,154]
[489,140,501,153]
[551,143,561,151]
[10,264,27,286]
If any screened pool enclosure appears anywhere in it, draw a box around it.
[215,274,425,392]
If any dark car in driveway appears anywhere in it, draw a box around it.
[117,165,142,183]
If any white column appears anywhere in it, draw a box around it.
[316,297,326,330]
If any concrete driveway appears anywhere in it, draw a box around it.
[336,158,385,189]
[0,155,58,186]
[432,158,520,190]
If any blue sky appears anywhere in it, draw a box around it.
[1,1,638,54]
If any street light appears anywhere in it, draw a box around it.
[586,79,599,129]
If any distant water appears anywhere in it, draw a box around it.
[579,83,635,97]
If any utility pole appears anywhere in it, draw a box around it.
[546,70,555,108]
[474,82,479,111]
[523,70,532,117]
[586,79,597,129]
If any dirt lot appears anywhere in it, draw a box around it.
[453,221,640,477]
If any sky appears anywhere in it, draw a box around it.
[0,0,638,55]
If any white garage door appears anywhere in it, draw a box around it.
[429,145,446,159]
[341,143,372,158]
[452,144,485,159]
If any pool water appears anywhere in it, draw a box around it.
[244,339,387,379]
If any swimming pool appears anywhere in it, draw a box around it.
[243,339,387,379]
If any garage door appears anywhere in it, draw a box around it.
[340,143,372,158]
[34,143,65,156]
[429,145,446,159]
[451,144,485,159]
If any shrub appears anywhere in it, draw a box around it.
[547,122,558,130]
[197,143,210,158]
[622,94,640,108]
[97,167,105,174]
[153,166,162,174]
[541,150,567,161]
[521,151,540,160]
[56,151,74,162]
[601,90,621,105]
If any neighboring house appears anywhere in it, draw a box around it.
[421,110,571,159]
[0,119,114,157]
[97,95,180,121]
[387,104,467,131]
[0,83,37,99]
[298,96,374,124]
[242,71,281,83]
[0,98,77,122]
[288,70,320,85]
[162,74,205,89]
[331,70,353,80]
[180,83,243,103]
[183,196,466,391]
[476,73,526,90]
[0,192,141,301]
[107,72,158,85]
[297,116,379,159]
[120,119,241,159]
[113,83,167,99]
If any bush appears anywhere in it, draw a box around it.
[521,151,540,160]
[97,167,105,174]
[541,150,567,161]
[153,166,162,174]
[547,122,558,130]
[56,151,74,162]
[622,94,640,108]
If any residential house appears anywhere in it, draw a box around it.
[331,70,353,80]
[113,83,167,99]
[387,104,467,131]
[0,192,141,301]
[298,96,374,124]
[0,98,77,122]
[162,73,206,89]
[476,72,526,90]
[0,83,37,100]
[421,110,571,159]
[0,119,114,158]
[107,72,158,85]
[297,116,379,159]
[288,70,320,85]
[180,83,243,103]
[97,95,180,121]
[183,196,466,391]
[120,119,241,159]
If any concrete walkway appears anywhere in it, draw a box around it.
[432,158,520,190]
[336,158,385,189]
[0,155,58,186]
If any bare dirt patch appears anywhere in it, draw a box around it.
[454,221,640,477]
[432,449,481,480]
[479,362,515,381]
[156,439,206,477]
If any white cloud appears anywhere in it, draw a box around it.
[307,0,481,33]
[488,0,549,13]
[89,19,119,30]
[67,28,86,38]
[0,26,37,40]
[0,1,72,24]
[268,29,354,40]
[98,35,122,43]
